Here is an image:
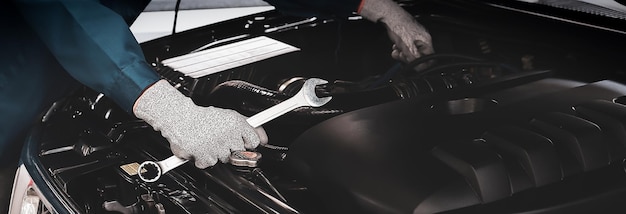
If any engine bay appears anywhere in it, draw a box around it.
[24,1,626,213]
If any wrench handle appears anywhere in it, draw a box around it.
[246,98,302,128]
[159,155,189,174]
[159,100,298,175]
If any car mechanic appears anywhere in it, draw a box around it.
[0,0,433,211]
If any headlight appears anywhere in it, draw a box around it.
[9,165,52,214]
[21,188,43,214]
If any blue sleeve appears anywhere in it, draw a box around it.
[264,0,363,17]
[15,0,160,113]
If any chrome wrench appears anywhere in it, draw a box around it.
[138,78,332,182]
[246,78,331,127]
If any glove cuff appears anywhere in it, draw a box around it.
[359,0,410,25]
[133,79,193,131]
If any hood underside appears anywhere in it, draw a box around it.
[20,0,626,213]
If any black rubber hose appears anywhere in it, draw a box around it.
[206,80,345,118]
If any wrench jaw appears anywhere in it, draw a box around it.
[138,161,162,183]
[302,78,333,107]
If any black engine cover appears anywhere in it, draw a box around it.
[287,78,626,213]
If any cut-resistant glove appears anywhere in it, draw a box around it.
[133,80,267,168]
[359,0,435,63]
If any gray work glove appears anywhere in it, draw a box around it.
[359,0,434,63]
[134,80,267,168]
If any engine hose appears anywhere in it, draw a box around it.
[210,80,284,101]
[280,77,418,109]
[206,80,345,118]
[204,73,465,124]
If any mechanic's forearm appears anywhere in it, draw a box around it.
[15,0,159,113]
[358,0,407,22]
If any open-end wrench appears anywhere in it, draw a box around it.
[246,78,331,127]
[138,78,332,182]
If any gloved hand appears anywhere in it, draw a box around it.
[133,80,267,169]
[359,0,434,63]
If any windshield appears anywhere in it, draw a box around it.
[516,0,626,19]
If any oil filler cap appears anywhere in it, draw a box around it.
[229,151,262,167]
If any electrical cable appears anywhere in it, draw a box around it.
[413,62,507,79]
[367,54,486,89]
[368,63,403,89]
[403,53,485,73]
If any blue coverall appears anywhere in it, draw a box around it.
[0,0,360,163]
